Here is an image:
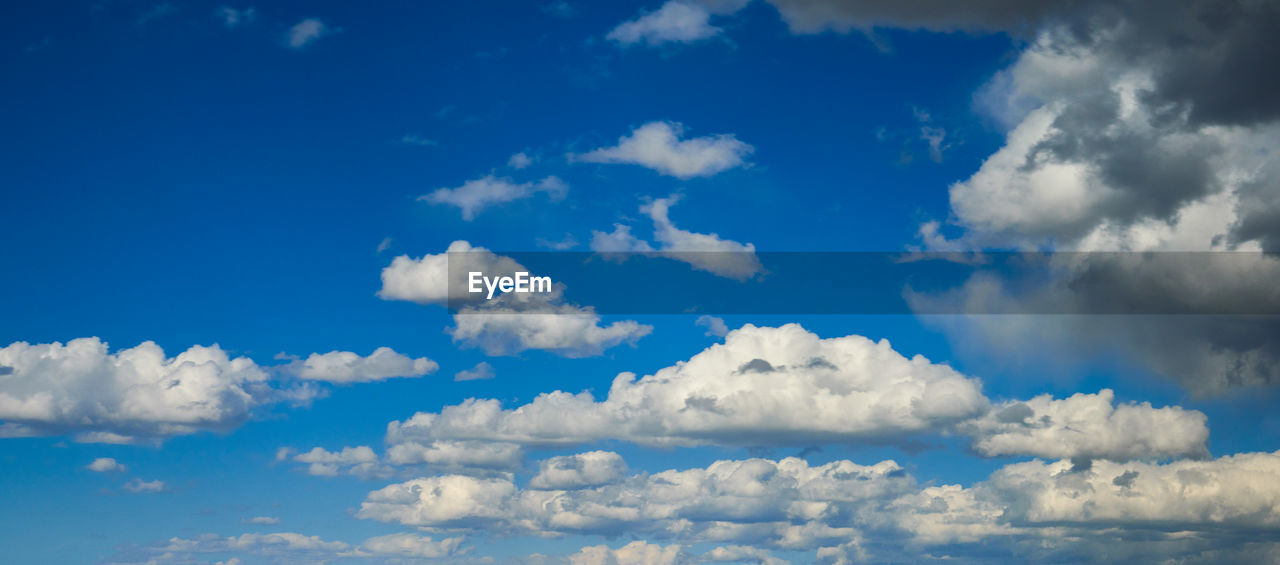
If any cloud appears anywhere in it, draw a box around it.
[125,531,463,562]
[384,323,1208,462]
[123,478,166,494]
[216,6,255,27]
[454,361,495,382]
[572,121,753,178]
[376,236,392,254]
[284,347,437,384]
[291,446,385,478]
[384,324,988,449]
[287,18,334,49]
[242,516,280,525]
[591,196,762,279]
[537,233,580,250]
[607,1,727,46]
[571,541,684,565]
[420,174,567,220]
[400,133,438,147]
[87,457,126,473]
[508,152,534,169]
[530,451,627,490]
[378,241,653,357]
[696,315,729,337]
[762,0,1077,35]
[0,338,286,443]
[959,389,1210,460]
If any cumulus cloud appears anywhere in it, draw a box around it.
[572,121,753,178]
[0,338,283,443]
[696,315,729,337]
[960,389,1209,460]
[378,240,652,357]
[290,446,386,478]
[530,451,628,490]
[87,457,126,472]
[571,541,684,565]
[454,361,495,382]
[284,347,437,383]
[591,196,762,279]
[286,18,334,49]
[384,324,988,450]
[383,323,1208,462]
[421,174,567,220]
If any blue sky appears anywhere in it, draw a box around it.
[3,1,1280,564]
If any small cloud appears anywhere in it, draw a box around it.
[123,478,166,494]
[454,362,496,382]
[536,233,579,250]
[401,134,438,147]
[377,237,393,254]
[608,0,743,47]
[421,175,567,221]
[696,315,729,337]
[507,152,534,169]
[217,6,256,27]
[274,447,296,462]
[87,457,126,473]
[242,516,281,525]
[287,18,336,49]
[571,121,753,179]
[137,3,177,26]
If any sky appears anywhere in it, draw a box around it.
[2,0,1280,563]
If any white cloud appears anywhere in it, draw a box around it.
[376,236,392,254]
[572,121,753,178]
[291,446,385,478]
[591,196,761,279]
[385,324,988,449]
[242,516,280,525]
[537,233,580,250]
[131,531,463,562]
[379,241,653,357]
[217,6,255,27]
[454,361,495,382]
[696,315,729,337]
[385,439,523,471]
[508,151,534,169]
[530,451,627,490]
[87,457,126,473]
[960,389,1209,460]
[0,338,287,443]
[421,174,566,220]
[571,541,684,565]
[285,347,437,383]
[287,18,334,49]
[608,1,723,46]
[123,478,166,494]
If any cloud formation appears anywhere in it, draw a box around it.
[591,196,762,279]
[285,347,437,383]
[421,174,567,220]
[572,121,753,178]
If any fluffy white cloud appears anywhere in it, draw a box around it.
[286,347,437,383]
[696,315,729,337]
[0,338,280,443]
[571,541,684,565]
[291,446,384,478]
[608,1,722,46]
[384,439,523,471]
[379,240,653,357]
[87,457,126,473]
[123,478,166,493]
[454,361,495,382]
[357,533,465,559]
[572,121,753,178]
[508,151,534,169]
[386,324,987,449]
[530,451,627,490]
[420,174,567,220]
[591,196,761,279]
[960,389,1209,460]
[286,18,334,49]
[378,240,529,306]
